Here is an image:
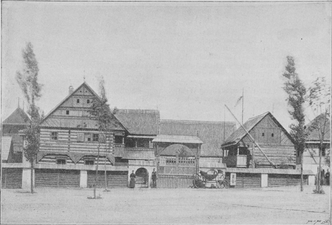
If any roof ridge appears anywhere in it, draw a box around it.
[117,109,160,114]
[246,111,270,121]
[161,119,235,125]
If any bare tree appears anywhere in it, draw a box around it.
[308,77,330,193]
[282,56,307,192]
[88,76,115,198]
[16,42,43,193]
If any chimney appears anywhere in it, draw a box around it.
[69,85,74,95]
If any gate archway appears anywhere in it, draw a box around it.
[135,167,149,188]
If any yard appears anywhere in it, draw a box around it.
[1,185,330,224]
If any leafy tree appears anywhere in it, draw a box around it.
[308,77,330,193]
[88,77,115,198]
[282,56,307,192]
[16,42,43,193]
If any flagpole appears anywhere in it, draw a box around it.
[242,89,244,125]
[223,105,226,142]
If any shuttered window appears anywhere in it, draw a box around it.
[51,132,58,140]
[77,133,84,142]
[93,134,99,142]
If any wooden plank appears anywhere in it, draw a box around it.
[2,168,22,189]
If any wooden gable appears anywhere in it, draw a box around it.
[240,113,293,147]
[40,82,125,131]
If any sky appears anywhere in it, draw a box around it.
[1,2,331,130]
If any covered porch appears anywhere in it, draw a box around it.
[222,144,252,168]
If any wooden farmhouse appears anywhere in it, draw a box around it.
[221,112,315,188]
[36,82,128,188]
[304,114,330,173]
[1,83,317,190]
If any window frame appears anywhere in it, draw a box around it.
[84,159,95,165]
[56,158,66,165]
[92,133,99,142]
[51,132,58,140]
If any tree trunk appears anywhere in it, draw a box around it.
[317,144,323,193]
[104,153,107,190]
[94,140,101,199]
[300,151,303,192]
[30,160,34,194]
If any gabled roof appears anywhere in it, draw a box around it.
[41,82,101,124]
[115,109,160,135]
[306,114,330,142]
[222,112,293,147]
[160,120,236,156]
[3,108,30,125]
[40,82,124,130]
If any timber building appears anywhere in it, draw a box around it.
[221,112,314,188]
[2,82,316,189]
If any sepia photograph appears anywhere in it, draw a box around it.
[1,1,331,224]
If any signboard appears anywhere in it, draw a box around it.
[23,140,28,148]
[230,173,236,186]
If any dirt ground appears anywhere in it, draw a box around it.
[1,185,330,225]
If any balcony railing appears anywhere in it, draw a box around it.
[223,155,247,168]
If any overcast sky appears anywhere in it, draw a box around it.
[2,2,331,130]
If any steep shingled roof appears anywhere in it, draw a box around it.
[40,82,124,130]
[222,112,294,147]
[222,112,269,146]
[115,109,160,135]
[3,108,30,125]
[160,120,236,157]
[306,114,330,142]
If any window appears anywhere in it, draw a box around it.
[84,133,91,142]
[66,110,70,115]
[56,159,66,164]
[271,133,274,137]
[51,132,58,140]
[85,160,94,165]
[87,99,90,104]
[322,148,326,157]
[166,157,176,165]
[137,139,149,148]
[93,134,99,142]
[114,136,123,144]
[262,133,265,137]
[125,138,135,148]
[77,99,80,103]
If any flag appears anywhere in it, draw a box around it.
[234,95,243,107]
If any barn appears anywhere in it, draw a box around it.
[221,112,314,188]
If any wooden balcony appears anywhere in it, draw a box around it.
[223,155,247,168]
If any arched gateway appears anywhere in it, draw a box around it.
[135,167,149,188]
[152,135,203,188]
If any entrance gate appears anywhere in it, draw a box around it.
[135,168,149,188]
